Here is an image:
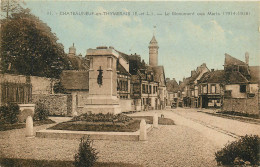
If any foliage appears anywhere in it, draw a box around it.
[0,103,20,124]
[1,0,25,19]
[72,113,133,123]
[215,135,260,166]
[1,9,70,78]
[74,137,98,167]
[53,81,67,94]
[34,102,49,121]
[217,111,259,119]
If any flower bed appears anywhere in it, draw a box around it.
[48,113,175,132]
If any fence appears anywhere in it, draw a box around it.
[0,82,32,105]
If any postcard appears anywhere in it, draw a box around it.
[0,1,259,167]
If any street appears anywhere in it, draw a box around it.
[1,108,259,167]
[130,108,260,147]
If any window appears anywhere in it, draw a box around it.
[149,85,151,94]
[142,84,145,93]
[211,84,216,93]
[203,85,207,94]
[240,85,246,93]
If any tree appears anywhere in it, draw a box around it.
[1,0,25,19]
[1,10,70,78]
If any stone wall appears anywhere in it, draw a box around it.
[32,94,72,116]
[223,94,259,115]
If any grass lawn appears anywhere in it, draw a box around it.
[48,116,174,132]
[0,158,142,167]
[0,119,55,131]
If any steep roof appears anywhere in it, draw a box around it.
[199,70,225,84]
[61,70,89,90]
[225,71,248,84]
[117,62,130,76]
[224,53,247,66]
[199,70,249,84]
[189,72,200,84]
[178,77,191,91]
[166,79,179,92]
[152,66,166,86]
[116,50,129,62]
[249,66,260,84]
[67,55,89,70]
[150,35,158,44]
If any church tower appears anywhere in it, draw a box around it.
[149,35,159,66]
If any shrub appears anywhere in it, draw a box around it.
[215,135,260,166]
[0,103,19,124]
[34,102,49,121]
[72,113,133,123]
[74,137,98,167]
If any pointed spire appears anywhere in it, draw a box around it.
[153,26,156,36]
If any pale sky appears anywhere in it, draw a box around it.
[24,1,259,82]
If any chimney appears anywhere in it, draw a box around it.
[179,81,182,85]
[166,78,170,82]
[211,69,214,72]
[245,52,249,65]
[183,77,185,82]
[191,70,196,77]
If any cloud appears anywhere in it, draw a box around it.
[183,20,226,46]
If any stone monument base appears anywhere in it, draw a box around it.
[79,104,121,115]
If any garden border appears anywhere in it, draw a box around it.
[36,124,152,141]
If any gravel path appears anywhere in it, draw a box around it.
[0,113,219,167]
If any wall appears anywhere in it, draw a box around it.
[249,84,258,93]
[32,94,72,116]
[0,73,27,83]
[119,99,132,112]
[225,84,247,98]
[223,94,259,115]
[30,76,58,95]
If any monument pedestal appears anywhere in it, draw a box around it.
[84,95,121,114]
[82,47,122,115]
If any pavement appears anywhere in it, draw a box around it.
[1,108,259,166]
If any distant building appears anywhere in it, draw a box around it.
[222,53,259,115]
[198,53,259,116]
[148,35,167,109]
[61,46,131,115]
[149,35,159,67]
[178,63,209,108]
[166,78,179,107]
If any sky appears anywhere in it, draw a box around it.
[24,1,259,82]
